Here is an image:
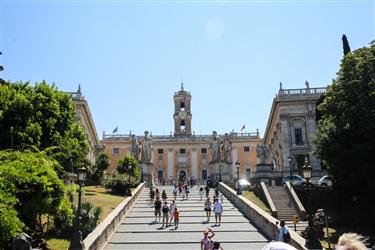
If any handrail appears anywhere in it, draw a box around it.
[83,182,145,250]
[285,182,306,220]
[260,182,278,218]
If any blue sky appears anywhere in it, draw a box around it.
[1,0,374,138]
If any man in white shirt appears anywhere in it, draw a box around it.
[213,200,223,226]
[277,221,290,243]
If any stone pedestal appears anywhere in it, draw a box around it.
[140,163,154,187]
[208,162,233,183]
[252,164,273,185]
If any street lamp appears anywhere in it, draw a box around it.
[302,159,312,189]
[219,164,223,182]
[128,163,133,182]
[235,161,242,195]
[69,167,87,250]
[288,156,293,180]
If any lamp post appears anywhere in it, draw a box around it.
[302,159,312,189]
[128,163,132,182]
[69,167,87,250]
[288,156,293,180]
[301,159,322,249]
[219,164,223,182]
[235,161,242,195]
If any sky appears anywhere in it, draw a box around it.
[1,0,374,139]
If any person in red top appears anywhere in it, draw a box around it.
[173,207,180,229]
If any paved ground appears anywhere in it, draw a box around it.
[104,185,270,250]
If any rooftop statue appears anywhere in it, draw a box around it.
[140,130,153,164]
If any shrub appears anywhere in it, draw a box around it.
[78,202,102,238]
[0,190,24,250]
[105,174,131,195]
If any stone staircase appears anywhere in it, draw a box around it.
[267,186,307,234]
[104,185,270,249]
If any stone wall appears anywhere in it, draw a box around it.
[83,183,145,250]
[218,182,307,250]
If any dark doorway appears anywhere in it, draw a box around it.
[179,170,186,181]
[202,170,207,180]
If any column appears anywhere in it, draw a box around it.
[168,149,174,178]
[280,114,291,174]
[191,148,198,178]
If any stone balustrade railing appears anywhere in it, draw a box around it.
[278,87,327,97]
[83,182,145,250]
[218,182,307,250]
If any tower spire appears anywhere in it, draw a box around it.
[181,82,184,91]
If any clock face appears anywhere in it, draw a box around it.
[178,111,187,119]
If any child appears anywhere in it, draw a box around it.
[173,207,180,229]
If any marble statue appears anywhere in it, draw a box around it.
[210,131,221,163]
[256,143,269,165]
[222,133,232,162]
[140,130,153,164]
[131,134,139,161]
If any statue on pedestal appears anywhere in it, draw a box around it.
[131,134,140,161]
[140,131,153,164]
[256,143,269,165]
[221,133,232,163]
[210,131,221,163]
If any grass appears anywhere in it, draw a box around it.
[47,185,126,250]
[82,185,125,221]
[46,238,70,250]
[242,190,271,214]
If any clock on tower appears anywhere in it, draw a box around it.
[173,83,192,137]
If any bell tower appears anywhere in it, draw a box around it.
[173,83,192,137]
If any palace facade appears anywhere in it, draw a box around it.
[72,82,326,181]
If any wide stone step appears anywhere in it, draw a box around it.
[105,242,268,250]
[116,222,259,231]
[109,231,268,243]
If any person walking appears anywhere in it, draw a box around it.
[162,189,167,202]
[149,187,155,205]
[185,184,189,200]
[205,185,210,198]
[276,221,290,243]
[162,201,170,227]
[154,197,162,222]
[173,185,178,200]
[169,199,176,226]
[155,188,160,200]
[181,185,186,200]
[204,197,212,222]
[213,199,223,226]
[199,186,204,201]
[173,207,180,229]
[200,227,215,250]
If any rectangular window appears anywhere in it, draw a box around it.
[180,148,186,154]
[113,147,120,155]
[202,170,208,180]
[295,128,303,145]
[158,148,164,154]
[244,146,250,152]
[201,148,207,154]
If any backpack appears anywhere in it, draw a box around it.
[162,204,169,213]
[283,230,291,243]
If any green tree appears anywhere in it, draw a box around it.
[0,81,88,173]
[342,34,351,56]
[117,155,140,181]
[89,152,110,184]
[0,150,65,231]
[314,43,375,197]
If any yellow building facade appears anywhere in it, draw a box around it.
[101,84,261,182]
